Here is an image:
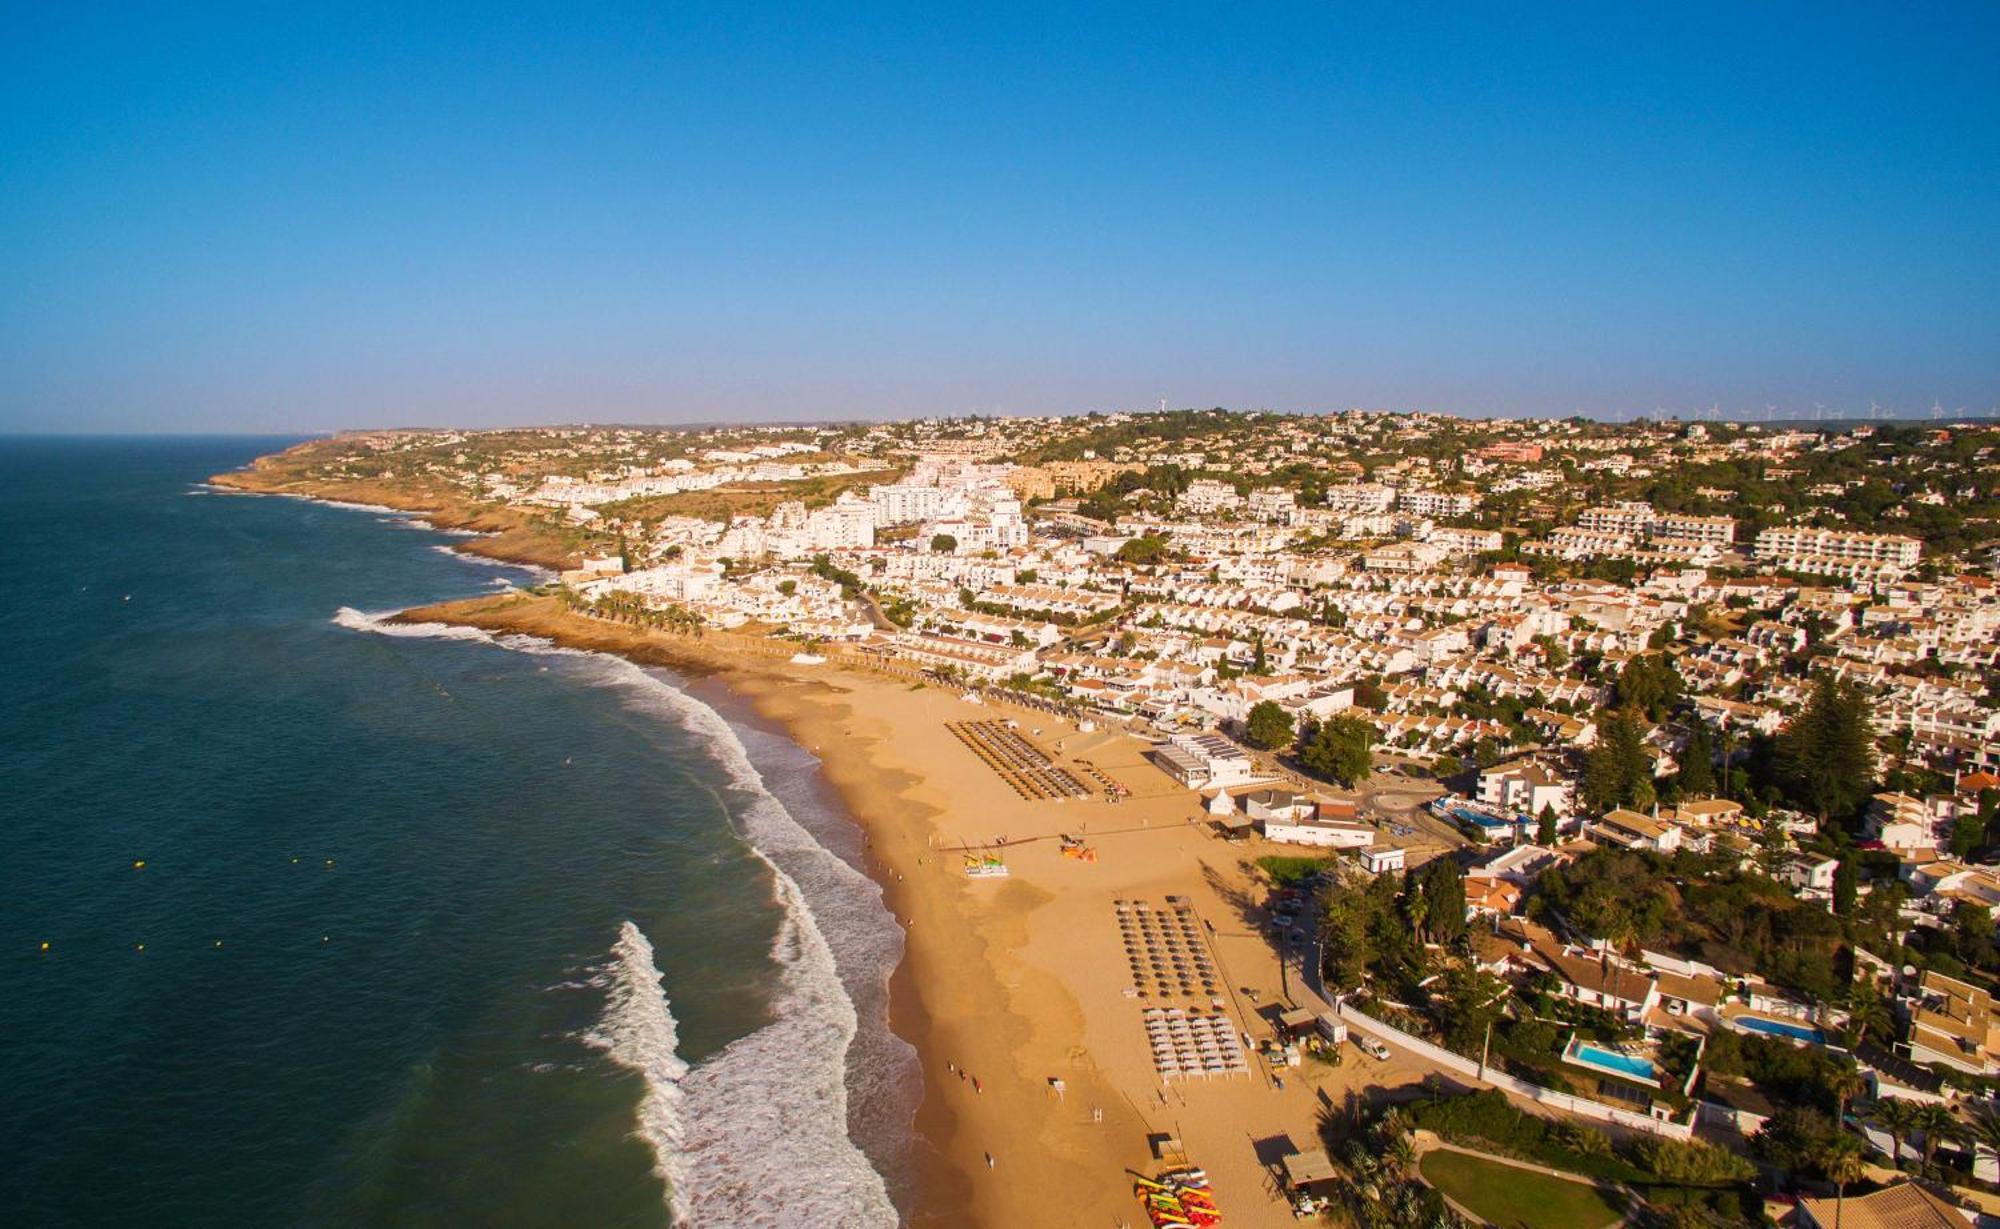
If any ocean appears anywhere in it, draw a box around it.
[0,437,915,1227]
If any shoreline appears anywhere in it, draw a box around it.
[387,592,1343,1229]
[390,592,1033,1227]
[238,466,1403,1229]
[207,460,585,572]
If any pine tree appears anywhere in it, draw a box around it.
[1677,721,1716,797]
[1778,677,1878,825]
[1583,712,1648,812]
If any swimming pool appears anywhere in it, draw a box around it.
[1736,1015,1826,1045]
[1575,1044,1655,1079]
[1563,1038,1661,1085]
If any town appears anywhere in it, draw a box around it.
[255,408,2000,1228]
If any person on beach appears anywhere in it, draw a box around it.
[972,1076,982,1094]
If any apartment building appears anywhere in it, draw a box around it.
[1755,526,1921,575]
[1178,479,1243,514]
[1396,488,1477,519]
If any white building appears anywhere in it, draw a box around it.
[1396,489,1477,519]
[1475,760,1574,819]
[1358,846,1406,875]
[1755,527,1920,576]
[870,482,945,526]
[1179,479,1243,515]
[1152,732,1258,789]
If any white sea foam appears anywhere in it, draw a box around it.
[426,544,554,579]
[332,607,499,643]
[587,921,694,1211]
[313,497,404,514]
[331,609,905,1227]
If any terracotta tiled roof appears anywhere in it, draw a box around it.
[1797,1181,1968,1229]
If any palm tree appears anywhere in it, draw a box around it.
[1828,1069,1867,1129]
[1874,1098,1919,1168]
[1845,984,1893,1050]
[1959,1102,2000,1181]
[1819,1136,1868,1229]
[1384,1132,1417,1178]
[1913,1102,1960,1172]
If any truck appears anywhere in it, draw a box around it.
[1315,1014,1348,1046]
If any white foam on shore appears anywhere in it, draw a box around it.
[426,544,554,580]
[332,607,503,643]
[330,608,902,1227]
[325,498,408,513]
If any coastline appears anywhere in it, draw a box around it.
[389,591,1119,1228]
[391,592,1369,1229]
[233,466,1392,1229]
[207,457,585,572]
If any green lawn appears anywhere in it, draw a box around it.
[1418,1149,1625,1229]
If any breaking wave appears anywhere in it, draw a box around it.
[330,608,906,1227]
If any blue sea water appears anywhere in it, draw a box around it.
[0,437,913,1227]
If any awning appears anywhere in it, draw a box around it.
[1281,1149,1341,1188]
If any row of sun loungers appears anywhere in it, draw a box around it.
[1117,899,1219,999]
[947,721,1090,801]
[1142,1007,1249,1079]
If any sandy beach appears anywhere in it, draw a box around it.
[394,591,1448,1229]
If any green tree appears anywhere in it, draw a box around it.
[1843,983,1891,1050]
[1408,858,1466,944]
[1114,535,1169,565]
[1819,1136,1867,1229]
[1948,813,1985,859]
[929,533,958,553]
[1874,1097,1918,1168]
[1616,653,1683,719]
[1677,721,1716,797]
[1537,804,1559,847]
[1582,712,1648,812]
[1244,700,1295,751]
[1778,676,1878,825]
[1959,1103,2000,1181]
[1300,714,1374,787]
[1913,1102,1959,1172]
[1832,859,1859,916]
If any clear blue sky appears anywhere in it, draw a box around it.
[3,2,1996,431]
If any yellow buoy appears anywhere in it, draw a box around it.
[135,943,145,952]
[133,860,146,870]
[291,857,299,864]
[324,859,334,868]
[214,940,223,948]
[40,941,51,952]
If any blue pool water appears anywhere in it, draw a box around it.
[1571,1043,1657,1081]
[1737,1015,1827,1045]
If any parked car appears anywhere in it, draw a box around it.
[1359,1036,1392,1061]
